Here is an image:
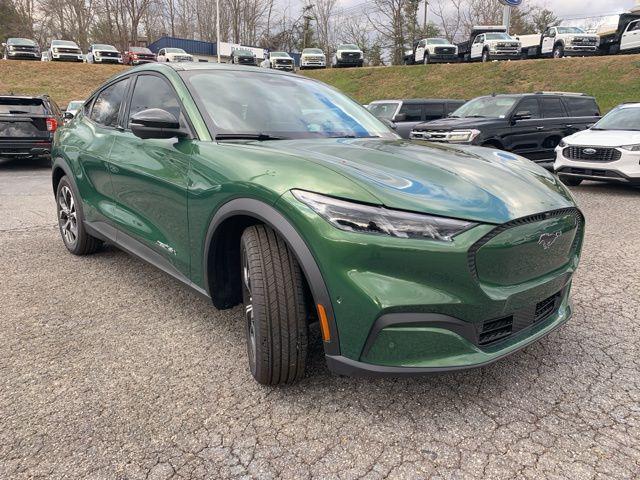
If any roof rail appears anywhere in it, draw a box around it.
[534,91,587,96]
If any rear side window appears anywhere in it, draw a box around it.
[127,75,184,127]
[424,103,444,121]
[0,98,46,114]
[564,97,600,117]
[541,97,566,118]
[90,78,130,127]
[399,103,422,121]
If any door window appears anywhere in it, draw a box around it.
[90,78,130,127]
[541,97,566,118]
[128,75,184,128]
[423,103,445,121]
[516,98,541,119]
[564,97,599,117]
[628,21,640,32]
[474,35,484,44]
[398,103,422,122]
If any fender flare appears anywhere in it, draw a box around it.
[203,198,340,356]
[51,156,75,194]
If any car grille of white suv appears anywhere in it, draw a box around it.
[563,146,622,162]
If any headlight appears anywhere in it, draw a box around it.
[447,130,481,143]
[292,190,476,242]
[7,45,15,51]
[95,51,101,56]
[620,144,640,151]
[53,48,58,53]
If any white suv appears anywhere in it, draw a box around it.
[157,48,193,62]
[555,103,640,186]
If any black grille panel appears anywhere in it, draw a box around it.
[563,146,621,162]
[479,317,513,345]
[435,47,456,55]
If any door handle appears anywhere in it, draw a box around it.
[566,124,573,128]
[536,126,545,131]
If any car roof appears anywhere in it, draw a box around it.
[370,98,465,105]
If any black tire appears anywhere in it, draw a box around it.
[56,176,101,255]
[553,44,564,58]
[240,225,308,385]
[424,53,430,65]
[482,50,490,63]
[559,175,583,187]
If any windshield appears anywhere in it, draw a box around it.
[367,102,400,120]
[303,48,323,54]
[8,38,37,46]
[66,101,84,111]
[427,38,449,45]
[338,44,359,50]
[234,49,253,56]
[94,44,117,50]
[270,52,289,57]
[485,33,512,40]
[166,48,187,54]
[0,97,46,114]
[131,47,152,53]
[52,40,78,47]
[557,27,586,34]
[592,106,640,131]
[184,70,396,140]
[451,97,518,119]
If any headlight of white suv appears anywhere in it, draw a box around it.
[620,144,640,151]
[292,190,476,242]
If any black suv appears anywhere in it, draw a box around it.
[230,48,257,66]
[410,93,601,166]
[0,95,63,163]
[368,98,466,139]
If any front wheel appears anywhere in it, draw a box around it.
[482,50,490,62]
[56,176,102,255]
[423,53,430,64]
[559,175,583,187]
[240,225,308,385]
[553,45,564,58]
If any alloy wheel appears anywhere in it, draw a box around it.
[58,185,78,247]
[241,247,257,371]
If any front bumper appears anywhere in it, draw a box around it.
[130,59,155,65]
[335,58,364,67]
[7,51,40,59]
[51,53,83,61]
[564,45,599,56]
[94,56,123,64]
[277,191,583,375]
[273,63,294,71]
[554,146,640,184]
[300,60,326,68]
[428,54,459,63]
[487,50,521,60]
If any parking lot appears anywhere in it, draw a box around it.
[0,158,639,479]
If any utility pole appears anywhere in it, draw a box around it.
[216,0,221,63]
[302,4,314,50]
[423,0,429,31]
[502,5,512,35]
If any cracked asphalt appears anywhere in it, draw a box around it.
[1,158,639,479]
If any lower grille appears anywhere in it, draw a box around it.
[535,292,561,323]
[57,48,80,54]
[479,317,513,346]
[563,146,621,162]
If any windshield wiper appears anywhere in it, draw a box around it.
[328,135,380,139]
[215,133,287,141]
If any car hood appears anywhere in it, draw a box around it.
[564,129,640,147]
[431,43,457,48]
[254,138,575,224]
[337,50,362,54]
[414,117,503,131]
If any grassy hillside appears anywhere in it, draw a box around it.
[304,54,640,112]
[1,55,639,111]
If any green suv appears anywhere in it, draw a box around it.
[52,63,584,385]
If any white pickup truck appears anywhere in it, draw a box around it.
[539,26,600,58]
[405,38,458,64]
[457,26,521,62]
[599,13,640,55]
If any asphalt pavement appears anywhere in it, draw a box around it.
[0,158,638,479]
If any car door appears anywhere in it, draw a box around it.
[622,21,640,51]
[471,35,484,59]
[538,96,570,161]
[504,97,545,159]
[107,72,193,276]
[157,48,166,62]
[395,102,423,139]
[73,77,131,228]
[541,28,555,54]
[415,40,426,62]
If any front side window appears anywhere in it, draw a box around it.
[367,102,400,120]
[516,98,541,119]
[128,75,184,127]
[184,70,395,139]
[424,103,445,121]
[90,78,130,127]
[628,21,640,32]
[399,104,422,122]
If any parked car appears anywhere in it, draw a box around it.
[555,102,640,186]
[157,48,193,62]
[230,48,257,66]
[299,48,326,69]
[599,13,640,55]
[332,43,364,68]
[48,40,83,62]
[123,46,157,65]
[539,27,600,58]
[410,92,601,167]
[457,26,521,62]
[368,98,466,139]
[404,38,458,65]
[64,100,84,122]
[2,37,40,60]
[52,63,584,385]
[265,51,294,71]
[0,94,62,162]
[86,44,123,64]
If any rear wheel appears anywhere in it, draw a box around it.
[56,176,102,255]
[559,175,583,187]
[240,225,308,385]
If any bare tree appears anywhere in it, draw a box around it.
[313,0,337,56]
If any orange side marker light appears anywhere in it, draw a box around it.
[317,304,331,342]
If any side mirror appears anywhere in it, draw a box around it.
[63,111,74,120]
[380,118,397,130]
[130,108,188,140]
[392,113,407,122]
[513,111,532,121]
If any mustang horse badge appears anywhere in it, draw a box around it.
[538,232,561,250]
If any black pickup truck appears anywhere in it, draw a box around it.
[409,92,600,167]
[0,95,63,163]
